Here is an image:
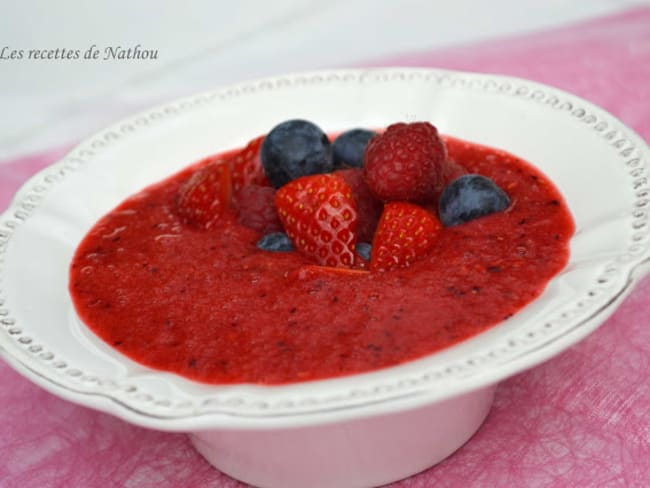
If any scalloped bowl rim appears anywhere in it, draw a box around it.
[0,67,649,431]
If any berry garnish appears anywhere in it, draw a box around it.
[275,173,358,268]
[364,121,449,202]
[176,159,232,229]
[335,168,383,242]
[444,158,468,184]
[439,174,511,227]
[257,232,294,252]
[235,184,283,234]
[261,119,333,188]
[355,242,372,261]
[370,202,442,271]
[332,128,376,169]
[229,135,270,193]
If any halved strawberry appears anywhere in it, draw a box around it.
[370,202,442,271]
[275,174,358,268]
[229,135,270,193]
[176,159,232,229]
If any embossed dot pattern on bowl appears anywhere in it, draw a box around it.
[0,68,648,428]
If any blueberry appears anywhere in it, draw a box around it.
[356,242,372,261]
[261,119,333,188]
[332,129,376,169]
[257,232,294,252]
[439,174,511,226]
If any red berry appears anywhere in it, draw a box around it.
[176,159,232,229]
[335,168,383,243]
[229,135,270,193]
[235,184,283,234]
[275,174,358,268]
[444,158,468,183]
[364,122,449,202]
[370,202,442,271]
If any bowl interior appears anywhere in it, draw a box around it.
[1,68,648,429]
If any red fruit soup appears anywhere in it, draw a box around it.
[69,135,575,385]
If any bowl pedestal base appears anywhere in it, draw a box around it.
[190,384,496,488]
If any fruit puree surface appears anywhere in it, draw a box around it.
[69,136,575,385]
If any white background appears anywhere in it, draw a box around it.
[1,0,647,160]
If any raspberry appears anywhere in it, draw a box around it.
[364,122,449,202]
[235,184,283,234]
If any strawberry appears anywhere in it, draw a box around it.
[334,168,383,242]
[364,121,450,202]
[370,202,442,271]
[176,159,232,229]
[444,158,468,183]
[275,174,358,268]
[236,184,283,234]
[229,135,270,193]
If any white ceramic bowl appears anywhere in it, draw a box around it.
[1,68,649,488]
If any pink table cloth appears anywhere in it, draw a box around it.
[2,7,650,487]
